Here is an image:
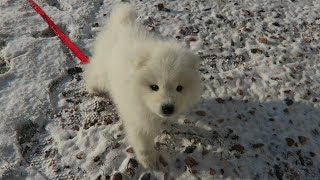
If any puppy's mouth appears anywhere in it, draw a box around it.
[160,111,177,119]
[163,114,173,118]
[156,112,174,119]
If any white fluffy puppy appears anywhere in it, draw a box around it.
[85,4,202,169]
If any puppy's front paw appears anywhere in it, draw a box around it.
[138,150,160,170]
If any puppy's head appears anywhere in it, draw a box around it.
[133,43,202,118]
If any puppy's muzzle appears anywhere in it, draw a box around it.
[161,104,174,116]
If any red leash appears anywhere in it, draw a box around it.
[28,0,89,64]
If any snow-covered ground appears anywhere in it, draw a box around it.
[1,0,320,179]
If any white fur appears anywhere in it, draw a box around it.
[85,4,202,169]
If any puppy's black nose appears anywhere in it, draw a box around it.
[161,104,174,115]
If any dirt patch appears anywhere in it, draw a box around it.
[16,120,38,145]
[0,56,10,74]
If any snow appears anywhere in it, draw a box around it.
[0,0,319,179]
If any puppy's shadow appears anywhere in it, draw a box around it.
[158,98,320,179]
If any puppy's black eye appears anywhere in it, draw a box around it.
[176,85,183,92]
[150,84,159,91]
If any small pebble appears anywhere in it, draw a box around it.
[92,22,99,27]
[210,168,216,175]
[187,37,197,42]
[220,169,224,175]
[184,146,197,154]
[190,136,201,144]
[286,137,295,146]
[195,110,206,116]
[237,89,244,96]
[179,28,187,35]
[216,98,225,103]
[258,37,268,44]
[251,48,263,54]
[128,158,138,168]
[157,3,164,10]
[112,142,120,149]
[230,144,245,154]
[309,152,315,157]
[112,172,122,180]
[252,143,264,148]
[216,14,224,19]
[67,67,83,75]
[93,156,100,162]
[184,156,198,168]
[283,90,291,93]
[231,134,239,140]
[272,22,280,26]
[205,19,213,25]
[184,119,191,124]
[126,147,134,153]
[298,136,309,145]
[76,152,84,159]
[284,98,294,106]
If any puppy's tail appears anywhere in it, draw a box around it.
[108,3,137,27]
